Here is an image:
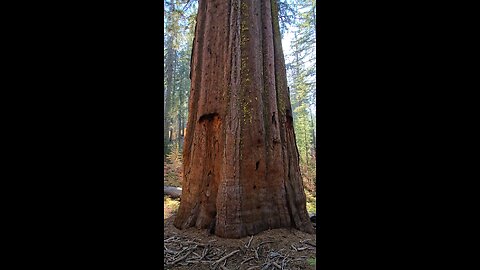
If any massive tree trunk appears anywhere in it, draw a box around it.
[174,0,314,238]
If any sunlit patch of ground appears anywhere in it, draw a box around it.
[164,196,180,220]
[305,189,316,214]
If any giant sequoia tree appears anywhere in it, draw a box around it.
[174,0,314,238]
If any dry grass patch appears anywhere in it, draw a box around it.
[164,196,180,220]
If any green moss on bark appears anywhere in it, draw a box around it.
[240,0,253,124]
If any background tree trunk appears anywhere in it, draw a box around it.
[174,0,314,238]
[164,0,177,155]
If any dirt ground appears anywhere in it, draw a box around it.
[164,214,317,269]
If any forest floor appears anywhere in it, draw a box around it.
[164,157,317,269]
[164,214,316,269]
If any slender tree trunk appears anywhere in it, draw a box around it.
[177,98,183,150]
[172,51,179,147]
[304,125,308,166]
[291,31,300,115]
[164,0,177,155]
[174,0,314,238]
[177,67,184,150]
[310,109,316,157]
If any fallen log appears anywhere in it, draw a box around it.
[164,186,182,198]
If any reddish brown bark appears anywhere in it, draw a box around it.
[174,0,314,238]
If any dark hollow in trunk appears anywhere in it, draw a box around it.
[174,0,314,238]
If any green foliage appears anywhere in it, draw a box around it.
[305,189,316,214]
[167,146,182,167]
[285,0,317,198]
[165,146,183,187]
[164,0,196,157]
[278,0,296,35]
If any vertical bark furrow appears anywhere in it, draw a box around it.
[260,0,270,210]
[215,0,243,238]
